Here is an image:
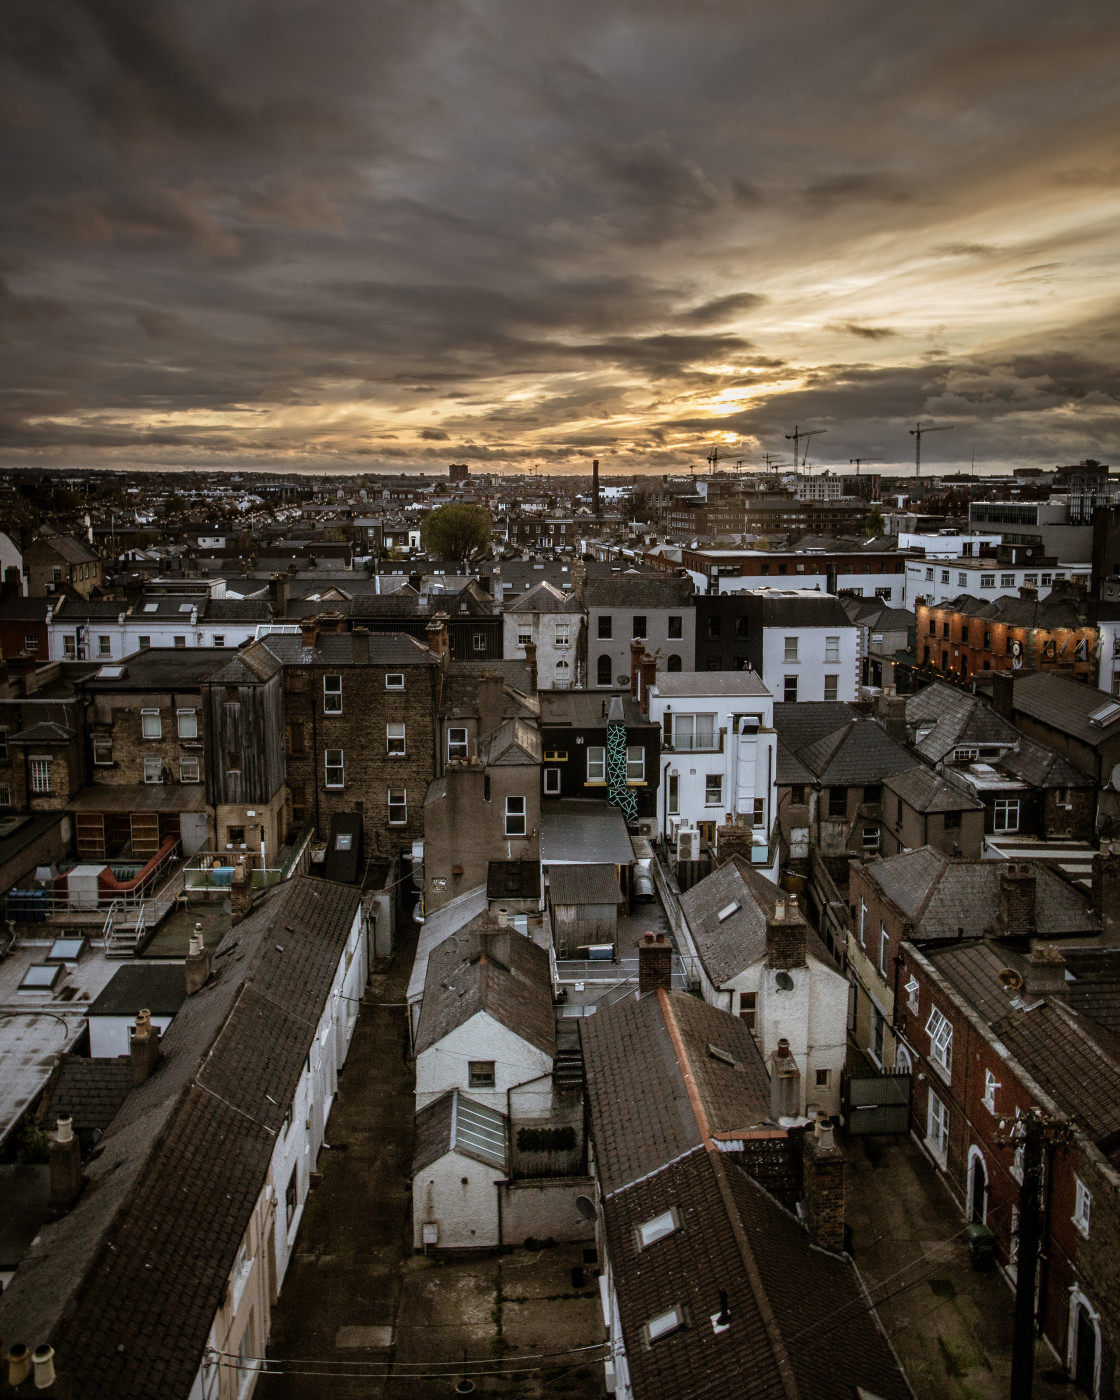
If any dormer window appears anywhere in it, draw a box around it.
[636,1208,679,1249]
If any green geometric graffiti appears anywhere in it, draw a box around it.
[607,720,638,821]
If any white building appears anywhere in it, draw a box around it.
[48,592,268,663]
[502,580,585,689]
[647,672,778,877]
[679,862,848,1117]
[906,555,1090,607]
[743,590,860,703]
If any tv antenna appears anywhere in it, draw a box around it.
[909,422,954,481]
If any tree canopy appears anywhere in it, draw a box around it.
[420,503,492,560]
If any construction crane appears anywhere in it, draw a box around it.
[785,425,826,469]
[909,422,954,481]
[706,443,722,474]
[849,456,882,478]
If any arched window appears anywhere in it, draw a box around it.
[667,654,682,672]
[597,655,612,686]
[555,658,571,690]
[1068,1288,1102,1397]
[967,1145,988,1224]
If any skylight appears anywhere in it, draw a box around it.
[1089,701,1120,728]
[96,665,125,680]
[143,602,159,612]
[637,1209,678,1248]
[646,1305,685,1342]
[717,901,740,923]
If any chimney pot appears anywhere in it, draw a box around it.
[777,1037,791,1058]
[49,1116,83,1210]
[32,1345,55,1391]
[7,1346,31,1388]
[130,1008,161,1084]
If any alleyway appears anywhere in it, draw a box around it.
[847,1133,1081,1400]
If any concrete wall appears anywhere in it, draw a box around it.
[499,1177,596,1245]
[412,1150,503,1249]
[759,626,859,703]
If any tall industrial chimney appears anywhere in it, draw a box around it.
[592,458,600,516]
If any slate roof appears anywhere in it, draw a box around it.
[504,580,583,614]
[583,575,693,609]
[941,592,1087,629]
[998,737,1094,789]
[263,631,438,667]
[1061,949,1120,1036]
[904,682,1021,763]
[40,534,99,564]
[884,766,984,815]
[81,647,232,690]
[87,962,189,1018]
[866,847,1098,939]
[0,876,361,1399]
[772,701,858,755]
[480,717,542,766]
[412,1090,508,1174]
[439,664,538,721]
[924,940,1023,1026]
[548,863,623,907]
[740,590,854,629]
[775,738,816,786]
[48,1056,134,1141]
[1011,672,1120,748]
[580,990,774,1197]
[414,924,556,1059]
[538,690,652,726]
[8,721,75,744]
[540,800,634,866]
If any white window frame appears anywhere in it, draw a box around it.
[98,635,111,657]
[783,636,799,663]
[926,1089,949,1165]
[177,707,198,740]
[140,708,162,740]
[143,755,164,785]
[824,674,838,702]
[1073,1177,1091,1238]
[626,746,645,782]
[387,787,407,825]
[636,1208,679,1249]
[30,758,52,794]
[587,746,606,783]
[505,795,527,837]
[993,798,1020,833]
[323,674,343,714]
[385,673,405,690]
[543,767,561,795]
[179,756,201,784]
[983,1069,1000,1114]
[447,726,469,761]
[878,924,889,975]
[554,621,570,647]
[324,748,345,788]
[704,773,722,806]
[212,634,226,647]
[92,735,113,766]
[925,1006,953,1079]
[386,722,406,755]
[674,713,716,751]
[517,625,532,647]
[824,635,840,663]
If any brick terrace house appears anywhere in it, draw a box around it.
[846,850,1098,1073]
[897,931,1120,1396]
[995,670,1120,786]
[0,596,49,666]
[23,532,102,599]
[879,766,986,859]
[914,589,1096,685]
[263,620,441,850]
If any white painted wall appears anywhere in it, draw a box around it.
[89,1011,174,1059]
[716,569,904,604]
[502,606,582,689]
[905,557,1090,608]
[48,611,258,663]
[415,1011,553,1116]
[412,1149,504,1249]
[1099,620,1120,695]
[759,626,859,703]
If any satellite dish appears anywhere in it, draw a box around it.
[775,971,794,991]
[616,674,630,686]
[575,1194,598,1222]
[998,968,1023,992]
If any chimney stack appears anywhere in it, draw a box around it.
[479,925,511,970]
[1023,940,1067,998]
[629,638,644,700]
[185,930,213,995]
[300,614,320,648]
[767,894,807,969]
[801,1113,846,1252]
[999,863,1036,936]
[49,1116,82,1212]
[130,1009,161,1085]
[638,651,657,716]
[592,458,600,517]
[477,673,504,740]
[425,612,450,661]
[639,932,673,994]
[269,571,291,615]
[1091,841,1120,938]
[523,639,537,692]
[769,1038,801,1119]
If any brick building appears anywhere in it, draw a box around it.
[914,590,1096,684]
[23,533,102,599]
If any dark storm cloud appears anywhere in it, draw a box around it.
[0,0,1119,470]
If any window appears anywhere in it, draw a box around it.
[30,758,52,794]
[587,747,606,782]
[386,722,406,755]
[228,825,245,845]
[958,573,967,587]
[24,634,38,653]
[1073,1178,1091,1238]
[63,635,76,659]
[323,675,343,713]
[98,635,111,656]
[177,708,198,739]
[173,635,186,649]
[386,673,405,690]
[707,616,721,639]
[141,708,162,739]
[738,990,757,1031]
[674,714,716,751]
[927,1089,949,1163]
[816,1068,830,1088]
[983,1069,1000,1113]
[926,1006,953,1077]
[637,1209,679,1249]
[325,748,345,788]
[825,636,840,663]
[144,756,164,784]
[92,734,113,765]
[824,674,838,701]
[472,633,486,652]
[138,635,151,650]
[941,570,950,585]
[828,786,847,818]
[858,898,866,946]
[980,573,995,588]
[596,654,612,686]
[879,923,889,975]
[388,787,407,824]
[286,1172,298,1228]
[626,746,645,782]
[448,727,468,760]
[863,825,880,852]
[870,1004,885,1063]
[925,567,934,581]
[668,615,682,639]
[645,1305,686,1345]
[791,784,805,806]
[1001,573,1015,588]
[784,675,798,702]
[179,757,200,783]
[667,773,679,814]
[505,796,527,836]
[597,615,612,640]
[469,1061,495,1087]
[212,634,226,647]
[943,809,961,831]
[705,774,723,805]
[752,797,765,828]
[555,621,569,647]
[783,636,799,662]
[993,798,1020,833]
[544,767,561,794]
[52,564,63,583]
[905,975,919,1014]
[632,615,647,639]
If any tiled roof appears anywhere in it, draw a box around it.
[414,925,556,1059]
[48,1056,134,1141]
[998,736,1094,789]
[924,940,1021,1025]
[772,702,858,755]
[883,766,984,814]
[775,738,815,786]
[1011,671,1120,748]
[743,591,855,629]
[504,580,583,614]
[413,1090,507,1175]
[538,690,652,726]
[583,576,693,609]
[540,800,635,866]
[1062,949,1120,1036]
[87,962,188,1018]
[548,863,623,907]
[680,857,781,986]
[42,534,99,564]
[904,682,1020,763]
[797,719,914,786]
[263,631,438,666]
[0,876,361,1398]
[480,717,542,765]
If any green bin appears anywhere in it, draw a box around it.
[964,1222,996,1270]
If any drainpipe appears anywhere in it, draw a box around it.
[310,679,321,838]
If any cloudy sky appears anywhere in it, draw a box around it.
[1,0,1119,477]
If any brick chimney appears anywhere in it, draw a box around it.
[49,1116,83,1212]
[999,863,1036,936]
[990,671,1015,720]
[1023,940,1067,998]
[714,821,753,867]
[767,895,807,970]
[319,609,346,634]
[638,651,657,716]
[1091,842,1120,938]
[801,1114,846,1252]
[269,571,291,615]
[638,932,673,994]
[130,1009,161,1085]
[478,673,505,740]
[523,639,537,692]
[300,614,320,648]
[769,1038,801,1119]
[629,639,644,701]
[478,925,511,970]
[425,612,450,661]
[185,930,213,995]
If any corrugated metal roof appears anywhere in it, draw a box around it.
[548,863,623,907]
